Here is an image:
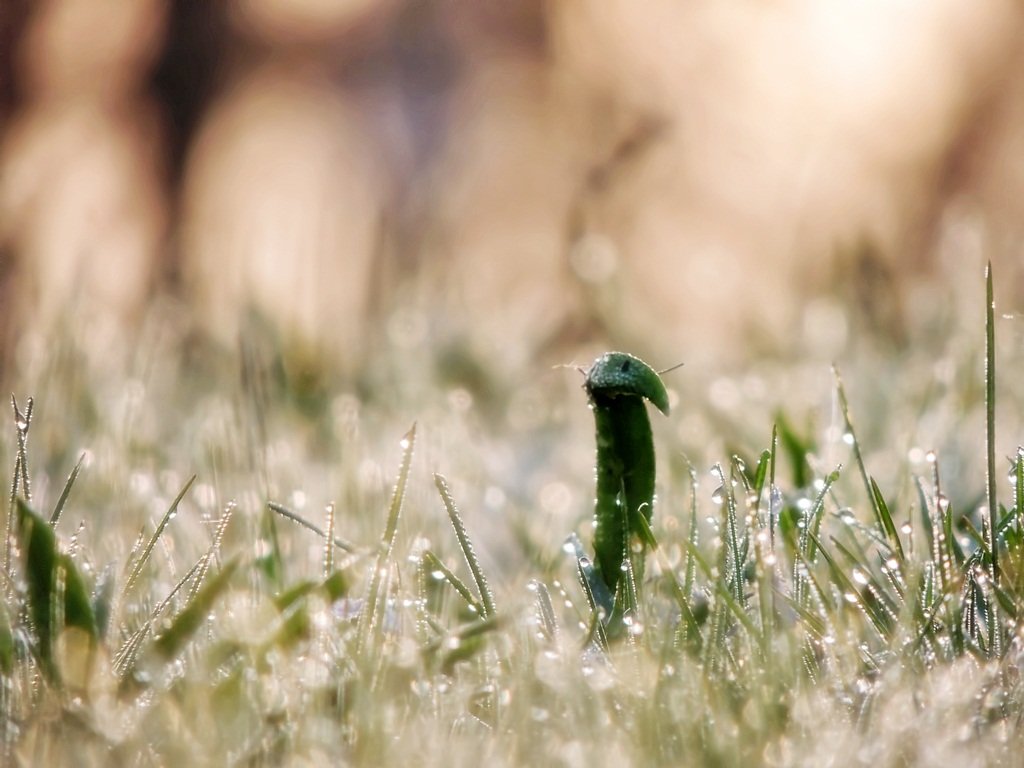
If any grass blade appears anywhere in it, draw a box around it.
[114,557,204,677]
[122,474,196,597]
[635,514,703,653]
[152,557,239,660]
[322,502,336,577]
[17,498,97,682]
[434,473,496,618]
[833,367,904,561]
[575,555,610,653]
[422,550,486,616]
[5,396,33,580]
[869,477,905,562]
[985,262,998,584]
[530,580,559,644]
[267,500,356,553]
[49,452,86,527]
[359,424,416,654]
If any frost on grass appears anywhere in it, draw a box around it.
[2,303,1024,766]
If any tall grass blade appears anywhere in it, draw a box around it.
[122,474,196,597]
[984,262,999,584]
[833,367,904,561]
[323,502,336,577]
[711,463,747,611]
[1014,447,1024,538]
[359,424,416,654]
[683,460,699,598]
[635,514,703,651]
[12,396,33,502]
[48,452,86,527]
[794,468,840,607]
[434,473,496,618]
[686,538,764,657]
[187,501,235,603]
[5,396,33,580]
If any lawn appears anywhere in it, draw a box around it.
[2,266,1023,767]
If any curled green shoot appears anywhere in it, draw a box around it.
[583,352,670,599]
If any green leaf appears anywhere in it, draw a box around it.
[17,498,97,681]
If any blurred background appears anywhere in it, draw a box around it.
[2,0,1024,377]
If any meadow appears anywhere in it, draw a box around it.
[2,265,1024,767]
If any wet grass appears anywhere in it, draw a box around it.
[1,270,1024,766]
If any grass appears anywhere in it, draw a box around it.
[1,269,1023,767]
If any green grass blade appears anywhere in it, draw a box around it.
[811,530,891,638]
[114,557,204,677]
[187,501,236,603]
[434,473,496,618]
[686,540,765,660]
[359,424,416,654]
[122,474,196,597]
[530,580,559,644]
[152,557,239,660]
[5,396,33,580]
[984,262,999,584]
[48,452,85,527]
[322,501,336,577]
[575,556,610,653]
[635,514,703,652]
[567,533,614,619]
[833,367,904,561]
[776,412,813,489]
[869,477,905,561]
[422,550,486,616]
[683,459,699,598]
[267,500,356,553]
[17,498,97,681]
[1014,447,1024,538]
[0,601,13,674]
